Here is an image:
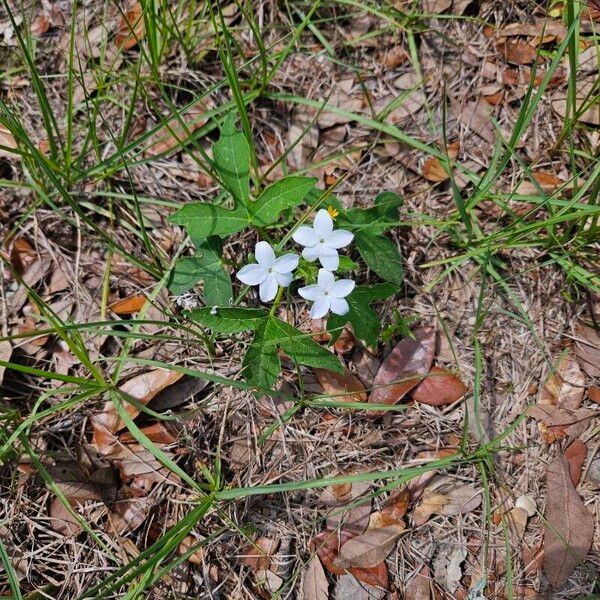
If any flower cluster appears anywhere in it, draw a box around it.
[236,208,355,318]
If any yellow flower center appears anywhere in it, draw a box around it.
[327,205,339,219]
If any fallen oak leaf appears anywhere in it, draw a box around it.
[368,326,435,412]
[497,39,541,65]
[421,141,460,183]
[314,367,367,403]
[405,564,432,600]
[516,171,565,196]
[309,530,389,588]
[334,524,405,569]
[302,556,329,600]
[543,455,594,587]
[564,439,587,487]
[411,366,468,406]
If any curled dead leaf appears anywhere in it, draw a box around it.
[413,478,482,526]
[412,366,468,406]
[0,125,19,160]
[368,327,436,410]
[526,405,593,444]
[497,39,540,65]
[516,170,565,196]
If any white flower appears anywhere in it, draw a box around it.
[292,208,353,271]
[236,241,299,302]
[298,269,355,319]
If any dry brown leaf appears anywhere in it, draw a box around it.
[110,294,147,315]
[543,455,594,587]
[314,368,367,403]
[302,556,329,600]
[108,493,154,535]
[413,479,482,526]
[497,40,540,65]
[30,14,51,36]
[0,125,19,160]
[120,422,177,445]
[588,386,600,404]
[451,98,495,144]
[352,345,381,388]
[421,141,460,182]
[334,524,404,569]
[423,0,452,13]
[538,351,585,410]
[574,322,600,378]
[368,327,435,409]
[552,79,600,126]
[564,439,587,487]
[93,368,183,436]
[516,170,565,195]
[321,480,371,535]
[498,20,567,38]
[333,574,386,600]
[380,46,408,69]
[178,535,204,565]
[309,530,388,589]
[0,340,12,386]
[49,497,86,537]
[144,100,212,157]
[240,537,280,570]
[411,366,468,406]
[148,375,210,412]
[405,565,432,600]
[334,328,356,355]
[526,405,593,444]
[115,2,145,50]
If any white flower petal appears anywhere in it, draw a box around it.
[329,297,349,316]
[318,247,339,271]
[302,245,321,262]
[330,278,355,299]
[274,272,293,287]
[298,284,322,301]
[310,296,331,319]
[272,253,299,274]
[326,229,354,249]
[255,241,275,266]
[317,268,335,290]
[236,264,267,285]
[292,226,319,248]
[259,275,278,302]
[313,209,334,236]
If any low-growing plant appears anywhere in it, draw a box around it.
[168,113,403,391]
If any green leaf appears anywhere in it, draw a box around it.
[327,283,397,347]
[342,191,403,235]
[187,307,267,334]
[250,176,317,227]
[355,231,403,286]
[169,204,248,239]
[191,310,342,390]
[337,255,358,273]
[212,113,251,206]
[269,318,343,374]
[242,320,280,390]
[168,238,232,305]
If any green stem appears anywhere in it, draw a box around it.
[269,287,284,316]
